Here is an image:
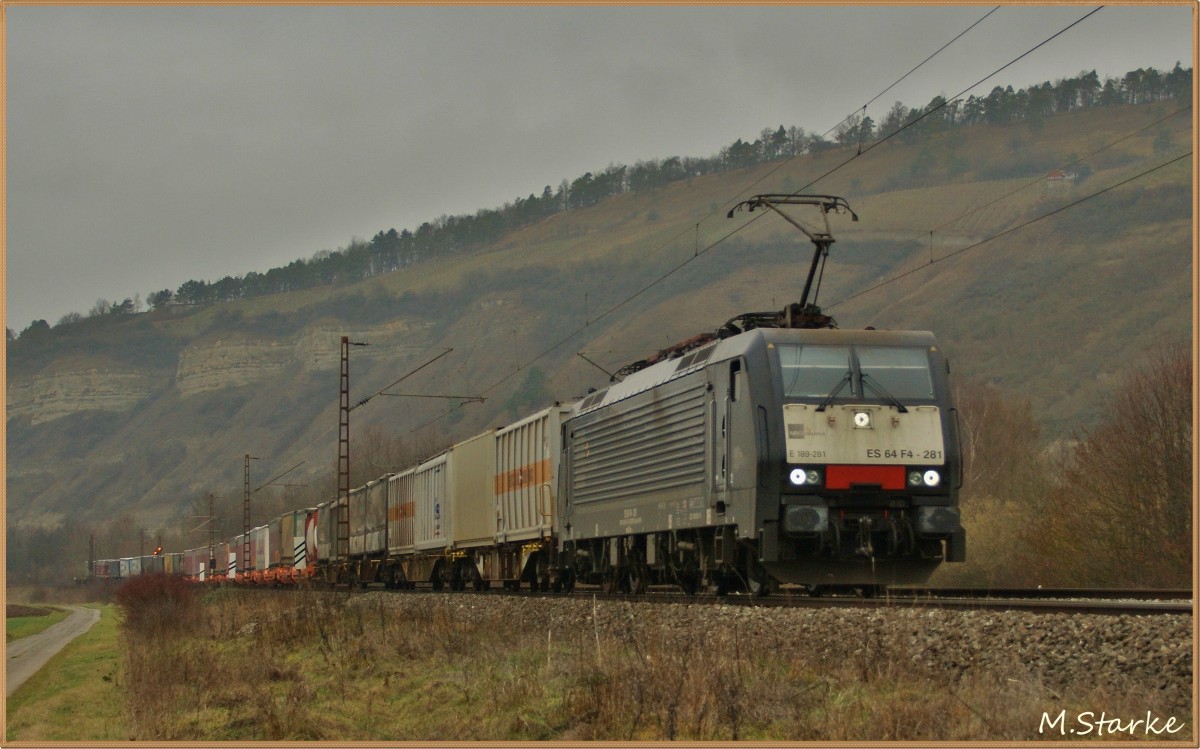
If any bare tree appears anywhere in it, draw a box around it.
[1039,342,1192,586]
[943,379,1053,586]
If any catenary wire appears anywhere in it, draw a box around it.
[846,102,1192,284]
[497,8,1104,381]
[826,151,1193,309]
[396,147,1190,446]
[494,7,1090,372]
[367,6,1112,448]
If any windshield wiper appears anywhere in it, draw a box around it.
[861,373,908,413]
[814,371,853,412]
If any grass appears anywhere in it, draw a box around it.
[6,607,69,642]
[112,589,1192,742]
[4,604,129,742]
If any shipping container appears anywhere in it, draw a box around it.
[302,508,318,570]
[227,536,241,577]
[183,547,203,578]
[348,484,369,556]
[387,469,416,556]
[316,499,337,561]
[280,512,296,568]
[450,432,497,549]
[269,516,283,569]
[364,476,390,555]
[495,405,572,543]
[252,525,269,573]
[413,452,449,552]
[215,540,229,576]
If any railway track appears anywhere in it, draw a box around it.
[567,586,1195,616]
[758,589,1193,616]
[315,582,1193,616]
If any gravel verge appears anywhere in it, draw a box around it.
[354,592,1193,713]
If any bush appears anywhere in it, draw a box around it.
[1036,342,1193,586]
[113,573,199,635]
[936,379,1053,586]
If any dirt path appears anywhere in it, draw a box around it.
[6,606,101,697]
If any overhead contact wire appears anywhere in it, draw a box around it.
[827,151,1193,309]
[787,7,1104,196]
[869,102,1192,282]
[493,5,1021,375]
[391,8,1104,442]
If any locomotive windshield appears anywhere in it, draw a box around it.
[779,345,852,398]
[778,344,934,401]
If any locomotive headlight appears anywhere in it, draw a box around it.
[853,411,872,429]
[909,469,942,487]
[788,468,822,487]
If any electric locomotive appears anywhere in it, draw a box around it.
[557,195,964,594]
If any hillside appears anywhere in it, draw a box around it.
[5,101,1192,563]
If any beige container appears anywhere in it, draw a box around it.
[280,512,296,568]
[449,431,497,549]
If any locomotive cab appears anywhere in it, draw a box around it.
[757,328,966,586]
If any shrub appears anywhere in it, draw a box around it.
[113,573,199,635]
[1037,342,1193,586]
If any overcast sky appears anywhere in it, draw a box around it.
[5,4,1194,331]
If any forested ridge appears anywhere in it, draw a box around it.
[8,63,1191,341]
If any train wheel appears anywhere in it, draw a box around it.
[601,571,621,595]
[856,585,881,599]
[714,571,734,597]
[678,572,700,596]
[627,562,648,595]
[746,563,774,597]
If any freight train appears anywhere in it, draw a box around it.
[92,195,965,595]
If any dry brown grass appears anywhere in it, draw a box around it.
[117,589,1192,742]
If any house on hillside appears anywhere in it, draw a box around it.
[1044,169,1078,192]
